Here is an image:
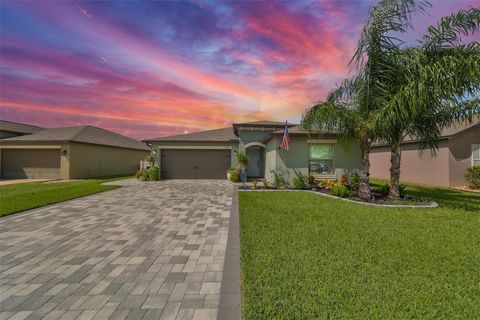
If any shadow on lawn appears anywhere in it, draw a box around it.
[371,180,480,212]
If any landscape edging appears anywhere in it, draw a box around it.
[238,189,439,209]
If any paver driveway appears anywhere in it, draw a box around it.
[0,179,233,320]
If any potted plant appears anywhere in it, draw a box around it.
[227,167,236,180]
[236,152,248,182]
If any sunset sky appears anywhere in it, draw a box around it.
[0,0,477,139]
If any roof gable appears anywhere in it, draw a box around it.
[0,120,44,134]
[1,125,149,150]
[144,127,238,143]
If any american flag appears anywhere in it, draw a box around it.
[280,121,290,151]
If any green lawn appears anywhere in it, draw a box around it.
[239,183,480,319]
[0,176,130,217]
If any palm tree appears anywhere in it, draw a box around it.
[303,77,377,201]
[374,7,480,198]
[303,0,429,201]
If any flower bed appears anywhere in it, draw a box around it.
[235,172,437,208]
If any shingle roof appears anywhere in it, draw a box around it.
[144,127,238,143]
[1,125,149,150]
[233,120,288,126]
[438,118,479,137]
[259,125,339,143]
[371,117,480,147]
[0,120,44,134]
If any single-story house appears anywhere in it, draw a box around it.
[144,120,361,184]
[0,120,44,139]
[0,124,149,180]
[370,120,480,187]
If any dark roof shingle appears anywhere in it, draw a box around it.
[1,125,149,150]
[144,127,238,143]
[0,120,43,134]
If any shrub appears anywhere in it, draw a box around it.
[340,174,349,186]
[145,153,156,166]
[308,175,317,188]
[263,179,270,189]
[236,152,249,165]
[379,183,390,196]
[149,166,159,181]
[135,169,143,179]
[331,183,351,198]
[252,179,258,189]
[271,169,287,189]
[349,173,360,191]
[293,170,308,190]
[399,183,407,197]
[465,166,480,189]
[230,171,239,183]
[319,179,336,190]
[139,174,147,181]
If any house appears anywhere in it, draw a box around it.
[0,124,149,180]
[0,120,44,139]
[370,120,480,187]
[143,120,361,183]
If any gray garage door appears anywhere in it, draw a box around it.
[1,149,61,179]
[161,149,231,179]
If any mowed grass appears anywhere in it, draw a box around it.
[239,184,480,319]
[0,176,130,217]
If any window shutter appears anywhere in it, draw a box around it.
[473,144,480,167]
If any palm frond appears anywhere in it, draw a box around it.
[423,7,480,50]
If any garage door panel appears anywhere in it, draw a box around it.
[1,149,61,179]
[161,149,231,179]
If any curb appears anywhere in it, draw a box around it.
[218,185,242,320]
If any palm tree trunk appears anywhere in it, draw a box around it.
[389,142,401,199]
[358,137,372,201]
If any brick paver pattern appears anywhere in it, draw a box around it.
[0,179,232,320]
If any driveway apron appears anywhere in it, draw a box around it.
[0,179,233,320]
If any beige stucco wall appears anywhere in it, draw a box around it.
[370,140,450,187]
[68,142,148,179]
[448,126,480,186]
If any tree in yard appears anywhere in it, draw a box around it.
[304,0,480,200]
[373,6,480,198]
[303,0,430,201]
[303,77,377,201]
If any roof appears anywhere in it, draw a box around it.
[372,118,480,147]
[233,120,288,126]
[0,120,44,134]
[438,119,479,137]
[144,127,238,143]
[1,125,149,151]
[262,125,339,142]
[232,120,297,136]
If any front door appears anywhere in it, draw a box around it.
[246,147,262,177]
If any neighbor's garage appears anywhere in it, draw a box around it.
[1,149,61,179]
[161,149,231,179]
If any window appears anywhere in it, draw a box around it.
[309,144,335,175]
[473,144,480,167]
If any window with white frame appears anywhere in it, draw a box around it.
[473,144,480,167]
[309,144,335,175]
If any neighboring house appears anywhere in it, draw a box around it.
[0,120,43,139]
[0,125,149,180]
[370,120,480,187]
[144,120,361,183]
